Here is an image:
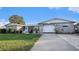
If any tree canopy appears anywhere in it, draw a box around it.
[9,15,25,25]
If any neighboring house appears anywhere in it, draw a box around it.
[38,18,76,34]
[5,23,25,33]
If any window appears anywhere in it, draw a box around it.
[63,25,68,27]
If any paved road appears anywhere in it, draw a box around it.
[31,34,78,51]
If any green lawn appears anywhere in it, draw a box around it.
[0,34,41,51]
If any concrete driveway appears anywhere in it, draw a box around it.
[31,34,79,51]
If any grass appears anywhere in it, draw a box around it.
[0,34,41,51]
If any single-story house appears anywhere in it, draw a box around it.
[38,18,76,34]
[4,18,77,34]
[23,24,39,34]
[5,23,25,33]
[5,23,39,34]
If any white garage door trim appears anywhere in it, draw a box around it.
[43,25,55,32]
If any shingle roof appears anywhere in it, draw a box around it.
[5,23,25,26]
[39,18,75,24]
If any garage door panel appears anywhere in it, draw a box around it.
[43,25,55,32]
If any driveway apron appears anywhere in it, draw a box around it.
[31,34,78,51]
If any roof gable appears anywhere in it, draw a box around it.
[5,23,25,26]
[39,18,75,24]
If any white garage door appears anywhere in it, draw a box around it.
[43,25,55,32]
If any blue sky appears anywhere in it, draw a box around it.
[0,7,79,25]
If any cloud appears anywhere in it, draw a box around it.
[0,22,9,26]
[48,7,79,13]
[0,19,9,26]
[68,7,79,13]
[48,7,61,10]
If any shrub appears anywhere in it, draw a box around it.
[0,29,6,33]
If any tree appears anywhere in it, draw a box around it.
[8,15,26,33]
[9,15,25,25]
